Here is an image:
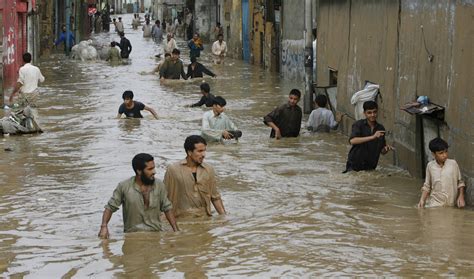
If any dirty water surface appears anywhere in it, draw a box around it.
[1,14,473,278]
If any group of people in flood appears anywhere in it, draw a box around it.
[5,13,466,240]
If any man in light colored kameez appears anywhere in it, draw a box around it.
[201,96,241,143]
[164,135,226,218]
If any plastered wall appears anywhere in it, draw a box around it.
[317,0,473,201]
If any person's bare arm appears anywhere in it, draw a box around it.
[457,186,466,208]
[164,210,179,231]
[267,122,281,139]
[144,105,159,119]
[212,199,226,215]
[9,82,22,104]
[418,190,430,208]
[98,208,113,239]
[350,130,385,145]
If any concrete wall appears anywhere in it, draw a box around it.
[224,0,243,59]
[317,0,474,202]
[248,1,278,71]
[280,0,305,82]
[0,13,3,106]
[195,0,216,42]
[250,1,264,65]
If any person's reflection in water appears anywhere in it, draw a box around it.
[417,207,468,260]
[118,117,141,133]
[100,226,215,277]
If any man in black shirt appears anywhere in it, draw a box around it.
[118,32,132,58]
[263,89,303,139]
[187,82,215,107]
[117,90,159,119]
[186,56,216,79]
[344,100,393,172]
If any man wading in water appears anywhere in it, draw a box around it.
[164,135,226,218]
[98,153,178,238]
[263,89,303,139]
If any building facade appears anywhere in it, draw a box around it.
[1,0,94,105]
[316,0,474,202]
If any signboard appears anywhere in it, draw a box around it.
[88,7,97,16]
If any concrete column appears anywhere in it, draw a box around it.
[303,0,313,114]
[2,0,28,105]
[65,0,71,55]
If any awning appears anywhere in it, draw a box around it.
[401,101,445,121]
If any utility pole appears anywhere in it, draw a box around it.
[65,0,71,56]
[303,0,313,114]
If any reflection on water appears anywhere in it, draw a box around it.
[1,14,473,277]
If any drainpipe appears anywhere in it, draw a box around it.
[27,0,38,61]
[55,0,59,42]
[303,0,313,114]
[65,0,71,55]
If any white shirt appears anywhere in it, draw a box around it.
[164,38,177,54]
[142,24,152,37]
[212,40,227,56]
[307,107,338,132]
[116,21,124,32]
[201,110,237,142]
[422,159,465,207]
[17,63,45,93]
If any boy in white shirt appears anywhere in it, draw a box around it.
[418,138,465,208]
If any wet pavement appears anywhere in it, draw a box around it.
[1,14,474,277]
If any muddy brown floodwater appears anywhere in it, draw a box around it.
[1,14,473,277]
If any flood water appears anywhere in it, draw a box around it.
[1,14,473,277]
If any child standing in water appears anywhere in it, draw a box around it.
[418,137,465,208]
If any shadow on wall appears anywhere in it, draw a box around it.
[281,39,305,81]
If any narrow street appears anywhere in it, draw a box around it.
[1,14,473,277]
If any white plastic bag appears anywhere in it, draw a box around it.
[350,83,380,120]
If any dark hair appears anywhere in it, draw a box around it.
[190,56,197,63]
[184,135,207,153]
[132,153,154,175]
[110,41,116,47]
[429,137,449,152]
[200,82,210,93]
[315,94,327,107]
[289,89,301,98]
[122,90,134,100]
[172,48,180,55]
[22,52,32,63]
[119,31,125,37]
[213,96,226,107]
[218,33,224,38]
[155,20,160,25]
[363,100,378,111]
[164,53,171,57]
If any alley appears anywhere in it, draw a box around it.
[1,14,474,277]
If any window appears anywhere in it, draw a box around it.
[329,68,338,86]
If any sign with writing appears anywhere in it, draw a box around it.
[88,7,97,16]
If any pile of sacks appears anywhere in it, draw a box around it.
[71,40,99,61]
